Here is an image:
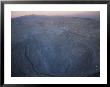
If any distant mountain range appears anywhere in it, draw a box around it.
[12,14,100,21]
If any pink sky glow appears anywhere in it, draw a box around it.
[11,11,100,19]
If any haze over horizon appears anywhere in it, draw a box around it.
[11,11,100,20]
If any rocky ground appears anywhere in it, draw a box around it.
[11,15,100,77]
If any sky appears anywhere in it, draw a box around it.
[11,11,100,19]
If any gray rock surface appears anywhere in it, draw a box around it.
[11,15,100,77]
